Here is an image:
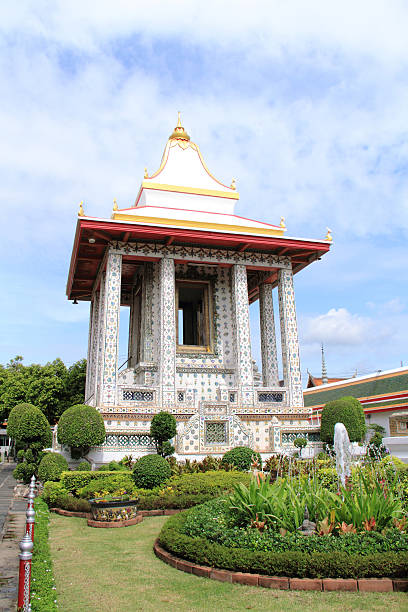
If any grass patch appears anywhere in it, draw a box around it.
[50,514,408,612]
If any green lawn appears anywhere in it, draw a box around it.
[50,515,408,612]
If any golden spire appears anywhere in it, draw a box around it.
[325,227,333,242]
[169,112,190,141]
[144,167,148,178]
[230,178,236,190]
[280,216,286,229]
[113,198,118,211]
[78,200,85,216]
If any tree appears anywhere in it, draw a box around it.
[7,403,52,483]
[320,396,366,444]
[0,356,87,424]
[149,411,177,457]
[57,404,105,459]
[7,403,52,451]
[64,359,87,406]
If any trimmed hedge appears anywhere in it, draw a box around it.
[320,396,366,443]
[57,404,105,458]
[38,453,68,483]
[31,499,58,611]
[159,511,408,579]
[222,447,262,471]
[132,454,171,489]
[60,470,131,495]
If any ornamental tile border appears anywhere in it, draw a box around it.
[153,540,408,592]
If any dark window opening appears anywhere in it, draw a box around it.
[176,281,211,350]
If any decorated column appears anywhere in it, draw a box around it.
[141,262,154,363]
[95,274,106,404]
[85,290,100,404]
[259,283,279,387]
[277,267,303,408]
[159,257,176,406]
[231,264,254,404]
[100,251,122,406]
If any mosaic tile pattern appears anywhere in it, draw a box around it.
[277,268,303,409]
[111,240,292,269]
[178,405,253,454]
[95,273,106,404]
[159,257,176,406]
[231,264,254,403]
[86,291,100,404]
[259,283,279,386]
[142,262,154,362]
[101,252,122,405]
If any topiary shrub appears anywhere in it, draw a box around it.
[42,481,69,506]
[221,447,262,471]
[13,462,37,484]
[76,461,91,471]
[293,437,307,449]
[150,411,177,457]
[57,404,105,459]
[7,403,52,451]
[320,396,366,444]
[132,454,171,489]
[38,453,69,483]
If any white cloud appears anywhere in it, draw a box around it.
[301,307,385,346]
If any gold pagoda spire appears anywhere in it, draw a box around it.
[169,112,190,141]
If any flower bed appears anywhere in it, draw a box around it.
[158,510,408,579]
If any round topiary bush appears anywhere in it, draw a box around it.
[57,404,106,459]
[132,454,171,489]
[76,461,91,471]
[221,447,262,471]
[320,396,366,444]
[7,403,52,449]
[38,452,69,483]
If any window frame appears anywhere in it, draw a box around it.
[175,279,213,353]
[204,421,228,445]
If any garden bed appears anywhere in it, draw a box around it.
[153,538,408,592]
[158,510,408,580]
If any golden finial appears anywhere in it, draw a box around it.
[280,216,286,229]
[113,198,118,211]
[325,227,333,242]
[144,167,148,178]
[169,112,190,141]
[78,200,85,217]
[230,178,236,190]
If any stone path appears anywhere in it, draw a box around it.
[0,463,27,611]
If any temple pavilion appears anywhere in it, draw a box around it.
[66,115,331,463]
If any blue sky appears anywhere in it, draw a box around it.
[1,1,408,382]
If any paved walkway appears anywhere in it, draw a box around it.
[0,463,27,611]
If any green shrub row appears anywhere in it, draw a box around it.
[158,511,408,579]
[60,470,131,494]
[182,500,408,555]
[31,499,58,611]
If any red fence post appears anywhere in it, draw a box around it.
[17,533,33,611]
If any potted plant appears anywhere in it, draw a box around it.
[89,489,139,522]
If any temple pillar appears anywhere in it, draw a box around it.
[259,283,279,387]
[141,262,154,363]
[231,264,254,404]
[277,267,303,408]
[99,251,122,406]
[159,257,176,406]
[85,290,100,404]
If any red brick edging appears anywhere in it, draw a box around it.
[50,508,91,519]
[153,540,408,592]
